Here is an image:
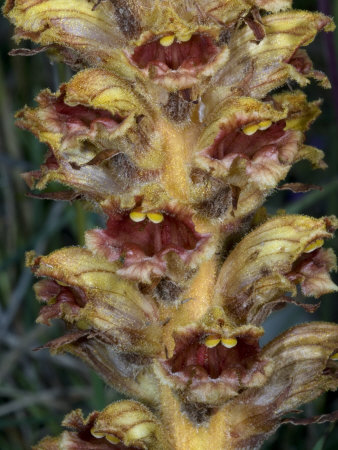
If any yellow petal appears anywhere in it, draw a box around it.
[242,124,259,136]
[221,337,238,348]
[129,210,146,222]
[160,35,175,47]
[205,336,221,348]
[147,212,164,224]
[304,239,324,253]
[258,120,272,131]
[105,434,120,444]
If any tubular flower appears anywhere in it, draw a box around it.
[3,0,338,449]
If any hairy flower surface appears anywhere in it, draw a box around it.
[3,0,338,448]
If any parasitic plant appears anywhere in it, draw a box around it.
[3,0,338,448]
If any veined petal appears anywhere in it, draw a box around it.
[206,11,334,102]
[4,0,128,67]
[215,215,337,323]
[18,68,159,201]
[34,402,167,449]
[27,247,161,355]
[91,401,166,449]
[59,338,160,404]
[254,0,292,12]
[226,322,338,449]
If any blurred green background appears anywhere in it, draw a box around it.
[0,0,337,448]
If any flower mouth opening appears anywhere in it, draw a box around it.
[100,210,203,259]
[131,33,218,73]
[207,120,287,162]
[35,279,87,325]
[47,92,126,139]
[86,208,209,282]
[164,332,261,381]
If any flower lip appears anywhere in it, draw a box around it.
[206,120,287,162]
[86,207,209,280]
[130,33,219,73]
[163,331,263,381]
[35,279,87,325]
[50,93,126,139]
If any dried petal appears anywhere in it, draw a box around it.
[226,322,338,448]
[205,11,334,102]
[215,215,337,323]
[28,247,161,355]
[17,69,159,200]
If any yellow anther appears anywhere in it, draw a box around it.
[90,429,105,438]
[178,32,192,42]
[304,239,324,253]
[129,210,146,222]
[258,120,272,131]
[57,281,69,287]
[105,434,120,444]
[221,337,238,348]
[242,124,259,136]
[330,352,338,361]
[204,335,221,348]
[160,35,175,46]
[147,212,164,224]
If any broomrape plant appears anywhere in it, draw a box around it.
[3,0,338,448]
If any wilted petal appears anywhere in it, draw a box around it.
[287,248,337,297]
[206,11,333,102]
[27,247,161,355]
[226,322,338,448]
[18,69,159,200]
[215,215,337,323]
[4,0,128,68]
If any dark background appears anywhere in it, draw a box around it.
[0,0,337,448]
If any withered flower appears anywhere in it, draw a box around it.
[3,0,338,448]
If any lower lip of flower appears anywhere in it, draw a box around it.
[131,33,218,74]
[207,120,287,162]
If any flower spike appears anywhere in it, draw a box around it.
[3,0,338,448]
